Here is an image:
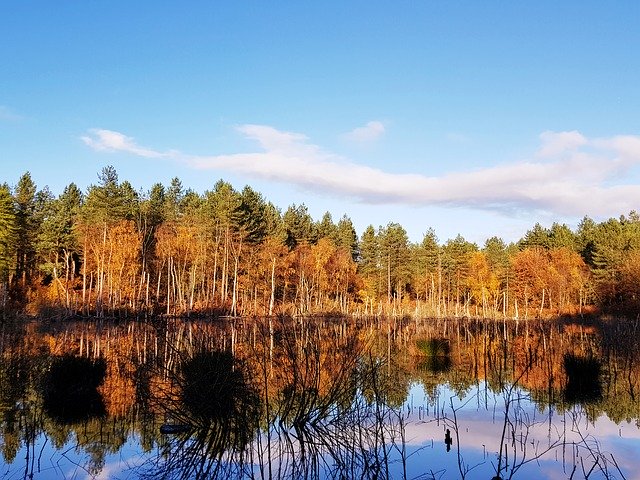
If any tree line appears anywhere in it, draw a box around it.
[1,167,639,319]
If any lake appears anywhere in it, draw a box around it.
[0,315,638,479]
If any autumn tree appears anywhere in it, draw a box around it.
[546,247,590,314]
[615,250,640,313]
[79,166,142,316]
[511,247,548,318]
[466,251,499,317]
[483,236,512,316]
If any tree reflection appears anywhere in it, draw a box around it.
[142,318,412,479]
[42,354,107,423]
[563,354,602,405]
[0,316,639,479]
[0,353,31,463]
[148,349,260,479]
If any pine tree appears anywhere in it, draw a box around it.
[13,172,38,287]
[237,186,269,244]
[378,223,411,304]
[336,214,359,261]
[357,225,380,310]
[0,184,17,287]
[548,222,577,250]
[84,166,132,224]
[316,212,338,243]
[282,203,316,249]
[519,223,550,249]
[413,228,441,308]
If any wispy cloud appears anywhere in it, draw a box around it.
[0,105,23,121]
[81,129,173,158]
[82,125,640,217]
[342,121,385,143]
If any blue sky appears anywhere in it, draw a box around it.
[2,2,640,244]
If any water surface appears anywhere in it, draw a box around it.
[0,316,638,479]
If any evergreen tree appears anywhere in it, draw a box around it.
[412,228,441,306]
[316,212,338,242]
[140,183,166,231]
[84,166,132,224]
[548,222,577,250]
[576,216,598,266]
[13,172,38,286]
[419,228,440,272]
[203,180,241,231]
[378,223,411,302]
[36,183,82,292]
[237,186,269,244]
[119,180,140,221]
[358,225,379,277]
[165,177,184,221]
[0,184,17,286]
[282,203,316,249]
[358,225,380,302]
[264,202,285,241]
[336,214,359,261]
[590,215,640,308]
[442,234,477,310]
[139,183,165,270]
[484,236,510,273]
[519,223,550,249]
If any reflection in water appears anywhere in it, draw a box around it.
[42,354,107,423]
[563,353,602,405]
[149,350,261,479]
[0,316,638,478]
[415,337,452,373]
[144,319,407,479]
[444,428,452,452]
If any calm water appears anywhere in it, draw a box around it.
[0,316,638,479]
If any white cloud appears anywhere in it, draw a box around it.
[82,126,640,218]
[537,130,587,157]
[343,121,385,143]
[81,129,172,158]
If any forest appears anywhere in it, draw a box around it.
[1,166,639,320]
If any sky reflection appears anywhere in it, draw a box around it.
[399,382,640,479]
